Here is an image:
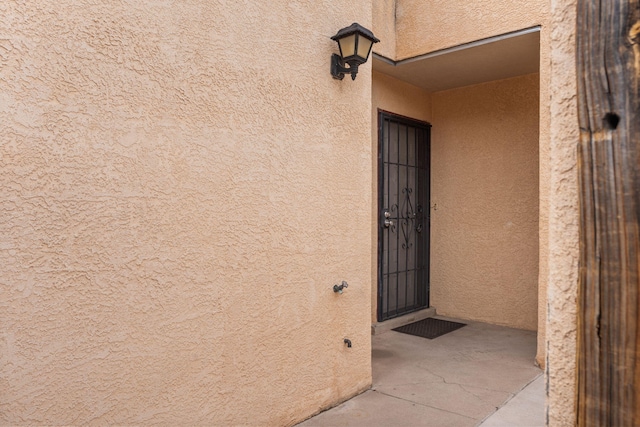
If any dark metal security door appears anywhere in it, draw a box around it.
[378,111,431,322]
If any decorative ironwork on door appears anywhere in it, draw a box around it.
[378,111,431,322]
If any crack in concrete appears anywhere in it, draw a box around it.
[458,383,513,405]
[374,380,512,414]
[411,364,516,395]
[370,389,478,421]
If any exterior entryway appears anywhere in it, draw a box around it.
[298,318,543,427]
[377,111,431,322]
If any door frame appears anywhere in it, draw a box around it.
[377,110,432,322]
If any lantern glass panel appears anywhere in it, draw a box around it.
[339,34,356,58]
[356,37,373,60]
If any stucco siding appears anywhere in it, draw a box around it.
[371,71,432,123]
[372,0,397,59]
[430,74,540,331]
[0,1,374,425]
[546,0,579,424]
[537,25,552,369]
[395,0,546,59]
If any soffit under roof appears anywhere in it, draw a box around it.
[372,27,540,92]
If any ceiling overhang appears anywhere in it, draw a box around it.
[373,27,540,92]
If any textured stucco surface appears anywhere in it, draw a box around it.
[430,74,540,331]
[0,1,374,425]
[371,72,432,124]
[370,71,432,322]
[546,0,579,424]
[372,0,396,59]
[395,0,546,60]
[537,25,552,369]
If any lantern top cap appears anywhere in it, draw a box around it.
[331,23,380,43]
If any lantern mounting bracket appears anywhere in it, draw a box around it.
[331,54,359,80]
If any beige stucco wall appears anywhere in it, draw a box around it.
[372,72,433,123]
[395,0,546,59]
[372,0,396,59]
[430,74,540,331]
[0,1,375,425]
[370,71,432,322]
[546,0,579,424]
[537,25,551,369]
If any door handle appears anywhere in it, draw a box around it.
[383,210,393,228]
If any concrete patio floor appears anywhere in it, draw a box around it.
[298,317,544,427]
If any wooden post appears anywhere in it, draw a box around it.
[576,1,640,425]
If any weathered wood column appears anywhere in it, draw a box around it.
[576,1,640,425]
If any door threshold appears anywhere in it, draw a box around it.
[371,307,437,335]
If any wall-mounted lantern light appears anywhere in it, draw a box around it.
[331,23,380,81]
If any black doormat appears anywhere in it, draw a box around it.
[392,317,466,339]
